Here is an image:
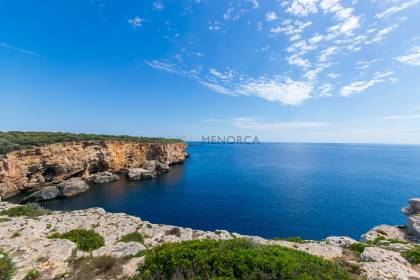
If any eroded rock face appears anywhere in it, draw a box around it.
[127,168,156,181]
[0,141,187,198]
[403,198,420,241]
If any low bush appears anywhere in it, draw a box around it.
[348,242,369,253]
[48,229,104,251]
[402,246,420,264]
[0,204,50,218]
[272,236,308,243]
[0,250,15,280]
[133,239,357,280]
[119,232,144,244]
[376,229,388,236]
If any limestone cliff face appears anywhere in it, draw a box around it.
[0,141,187,198]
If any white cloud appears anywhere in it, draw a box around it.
[327,73,340,79]
[284,0,318,16]
[367,25,398,43]
[265,11,278,21]
[0,42,46,59]
[208,21,222,31]
[319,46,338,62]
[317,83,333,97]
[128,17,143,28]
[355,59,382,70]
[153,1,165,10]
[238,78,313,106]
[340,72,394,97]
[231,117,328,130]
[376,0,420,18]
[395,47,420,66]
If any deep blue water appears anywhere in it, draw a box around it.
[36,143,420,240]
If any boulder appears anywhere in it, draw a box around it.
[156,162,170,173]
[57,178,89,197]
[93,171,119,184]
[361,225,406,242]
[92,242,145,258]
[23,186,60,202]
[127,168,157,181]
[402,198,420,215]
[325,236,357,248]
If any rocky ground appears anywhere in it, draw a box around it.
[0,199,419,280]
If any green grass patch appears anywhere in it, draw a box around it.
[348,242,370,253]
[48,229,104,252]
[0,205,51,218]
[0,131,183,155]
[24,269,40,280]
[0,250,15,280]
[133,239,357,280]
[119,232,144,244]
[272,236,308,243]
[402,246,420,264]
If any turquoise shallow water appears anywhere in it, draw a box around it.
[36,143,420,240]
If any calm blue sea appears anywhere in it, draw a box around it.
[38,143,420,240]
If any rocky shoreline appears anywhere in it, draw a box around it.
[0,199,419,280]
[0,140,188,199]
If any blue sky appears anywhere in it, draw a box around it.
[1,0,420,143]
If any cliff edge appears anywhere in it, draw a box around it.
[0,139,187,198]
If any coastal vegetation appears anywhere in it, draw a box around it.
[272,236,308,243]
[0,204,51,218]
[119,232,145,244]
[0,131,183,155]
[402,246,420,264]
[132,239,356,280]
[48,229,105,252]
[0,250,15,280]
[67,256,123,280]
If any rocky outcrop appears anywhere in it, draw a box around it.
[24,178,89,202]
[127,168,156,181]
[0,140,187,198]
[403,198,420,241]
[91,171,119,184]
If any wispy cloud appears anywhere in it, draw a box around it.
[0,42,45,59]
[340,72,395,97]
[265,11,278,21]
[395,47,420,66]
[153,1,165,10]
[376,0,420,18]
[128,17,143,28]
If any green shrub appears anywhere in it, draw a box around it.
[0,205,50,218]
[134,239,356,280]
[348,242,369,253]
[402,246,420,264]
[376,229,388,236]
[272,236,308,243]
[119,232,144,244]
[48,229,104,252]
[24,269,40,280]
[0,250,15,280]
[0,131,183,155]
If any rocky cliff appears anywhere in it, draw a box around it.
[0,141,187,198]
[0,199,419,280]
